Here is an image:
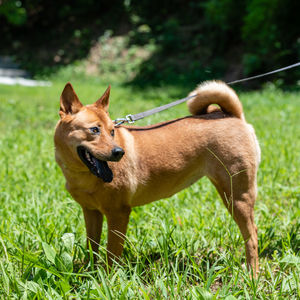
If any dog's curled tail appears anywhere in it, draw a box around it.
[187,80,244,120]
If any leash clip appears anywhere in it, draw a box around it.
[125,114,134,124]
[113,114,135,127]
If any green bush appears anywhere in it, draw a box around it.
[0,0,27,25]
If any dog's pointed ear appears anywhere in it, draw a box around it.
[60,82,83,118]
[94,85,110,112]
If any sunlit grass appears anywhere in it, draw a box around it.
[0,80,299,298]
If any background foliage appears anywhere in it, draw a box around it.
[0,0,299,86]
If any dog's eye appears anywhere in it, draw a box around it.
[89,127,100,134]
[111,129,115,137]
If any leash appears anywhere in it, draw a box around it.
[113,62,300,126]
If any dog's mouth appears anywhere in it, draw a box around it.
[77,146,113,183]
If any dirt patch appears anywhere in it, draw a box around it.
[85,32,155,81]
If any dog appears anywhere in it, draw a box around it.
[54,81,260,273]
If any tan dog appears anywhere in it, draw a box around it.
[54,81,260,273]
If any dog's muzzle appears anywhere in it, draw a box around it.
[77,146,124,182]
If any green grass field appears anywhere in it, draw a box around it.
[0,79,299,299]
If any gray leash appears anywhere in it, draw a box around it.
[114,94,197,126]
[226,62,300,84]
[114,62,300,126]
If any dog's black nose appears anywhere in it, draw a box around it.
[111,147,125,160]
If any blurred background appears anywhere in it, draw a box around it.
[0,0,299,87]
[0,2,300,297]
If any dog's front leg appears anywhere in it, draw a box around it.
[82,207,103,257]
[106,206,131,266]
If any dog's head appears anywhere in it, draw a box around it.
[55,82,124,183]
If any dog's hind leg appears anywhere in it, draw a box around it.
[105,206,131,266]
[209,171,259,275]
[82,207,103,256]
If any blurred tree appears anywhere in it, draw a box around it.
[0,0,27,25]
[128,0,300,86]
[242,0,300,80]
[0,0,128,75]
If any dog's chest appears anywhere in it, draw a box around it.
[65,172,130,211]
[64,170,99,193]
[66,181,106,210]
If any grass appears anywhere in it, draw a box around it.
[0,78,299,299]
